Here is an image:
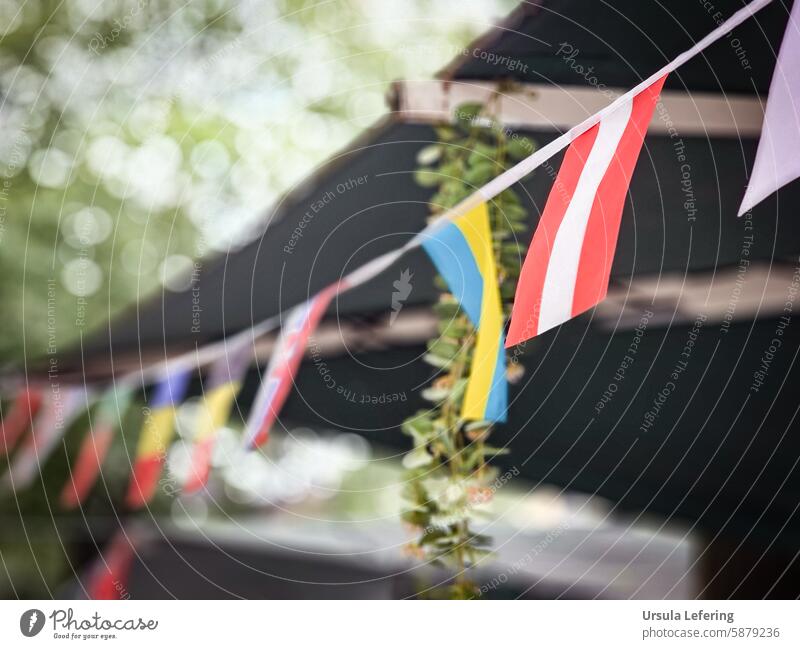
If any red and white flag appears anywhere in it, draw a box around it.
[244,282,345,449]
[2,387,87,491]
[60,386,134,509]
[506,76,666,346]
[0,388,43,457]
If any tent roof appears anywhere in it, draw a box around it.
[442,0,791,94]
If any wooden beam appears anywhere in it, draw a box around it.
[391,79,764,137]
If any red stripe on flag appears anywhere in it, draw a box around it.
[125,455,164,509]
[60,424,115,509]
[506,127,599,347]
[86,530,137,600]
[182,436,215,494]
[572,76,667,317]
[0,389,43,457]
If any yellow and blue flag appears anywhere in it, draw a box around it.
[183,345,251,493]
[126,367,192,508]
[422,202,507,422]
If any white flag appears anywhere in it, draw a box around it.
[739,2,800,215]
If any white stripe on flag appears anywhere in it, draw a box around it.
[537,99,634,334]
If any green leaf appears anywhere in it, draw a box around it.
[401,510,429,527]
[501,249,525,267]
[423,353,452,369]
[500,281,517,300]
[506,221,528,233]
[463,445,485,471]
[454,102,483,128]
[438,161,464,179]
[463,161,497,187]
[428,190,449,210]
[419,528,448,546]
[436,432,457,456]
[401,414,435,440]
[481,446,510,457]
[507,136,536,160]
[437,318,470,338]
[466,547,493,563]
[403,446,435,469]
[427,338,459,359]
[467,142,498,166]
[464,420,491,432]
[401,480,430,504]
[414,169,441,187]
[498,189,522,206]
[502,242,526,254]
[416,144,442,166]
[434,126,457,142]
[450,378,468,400]
[421,387,449,403]
[496,202,528,222]
[431,183,472,209]
[433,300,461,319]
[433,275,449,291]
[449,582,480,599]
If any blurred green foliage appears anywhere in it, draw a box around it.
[0,0,513,365]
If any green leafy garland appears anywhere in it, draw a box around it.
[402,100,534,598]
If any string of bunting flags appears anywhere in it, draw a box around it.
[0,0,797,509]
